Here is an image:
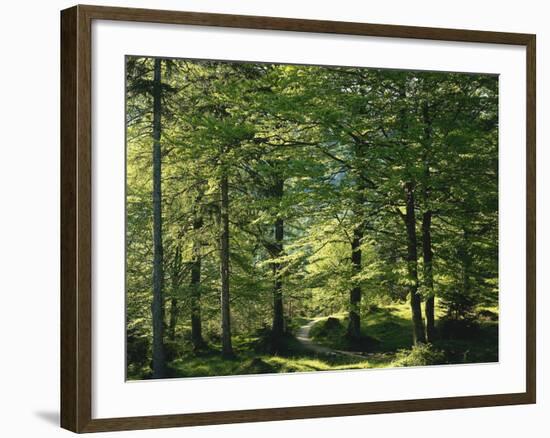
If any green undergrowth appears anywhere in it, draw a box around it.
[309,301,498,367]
[128,301,498,380]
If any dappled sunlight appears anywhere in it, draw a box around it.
[125,56,499,380]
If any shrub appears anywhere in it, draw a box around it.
[127,327,149,368]
[440,287,477,322]
[238,357,277,375]
[252,325,297,354]
[164,339,187,362]
[438,317,480,340]
[310,317,379,352]
[477,309,498,322]
[392,343,446,367]
[310,317,344,340]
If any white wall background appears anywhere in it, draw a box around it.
[0,0,546,436]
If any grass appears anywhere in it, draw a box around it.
[309,303,414,353]
[309,300,498,367]
[129,301,499,380]
[166,332,381,378]
[168,347,393,378]
[286,316,311,333]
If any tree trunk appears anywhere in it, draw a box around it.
[219,171,234,357]
[347,226,362,341]
[168,245,182,342]
[347,140,366,341]
[271,177,285,340]
[404,182,425,345]
[422,209,435,342]
[190,215,205,350]
[421,102,435,343]
[151,58,166,378]
[462,228,472,300]
[168,297,178,342]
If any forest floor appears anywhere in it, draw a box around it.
[296,319,368,359]
[149,301,499,380]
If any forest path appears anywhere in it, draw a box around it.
[295,319,367,359]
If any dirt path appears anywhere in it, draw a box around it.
[296,320,367,359]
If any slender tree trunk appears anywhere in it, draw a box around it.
[461,228,472,300]
[271,177,285,340]
[168,298,178,342]
[219,170,234,357]
[347,226,362,341]
[422,209,435,342]
[151,58,166,378]
[404,182,425,345]
[190,215,205,350]
[347,140,366,341]
[168,246,181,342]
[421,102,435,343]
[272,218,285,335]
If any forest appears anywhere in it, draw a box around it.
[126,56,499,380]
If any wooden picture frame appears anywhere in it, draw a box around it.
[61,4,536,433]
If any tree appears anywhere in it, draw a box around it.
[219,151,234,357]
[125,57,499,378]
[151,58,167,377]
[404,181,426,344]
[190,195,206,350]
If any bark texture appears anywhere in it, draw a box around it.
[219,171,234,357]
[422,209,435,342]
[404,182,426,344]
[168,245,182,342]
[151,58,166,378]
[421,103,435,343]
[190,215,205,350]
[271,177,285,339]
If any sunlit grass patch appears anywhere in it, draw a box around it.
[133,300,498,380]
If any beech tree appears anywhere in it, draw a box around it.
[126,57,499,378]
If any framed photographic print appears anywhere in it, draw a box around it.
[60,4,536,433]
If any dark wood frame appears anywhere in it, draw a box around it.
[61,4,536,433]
